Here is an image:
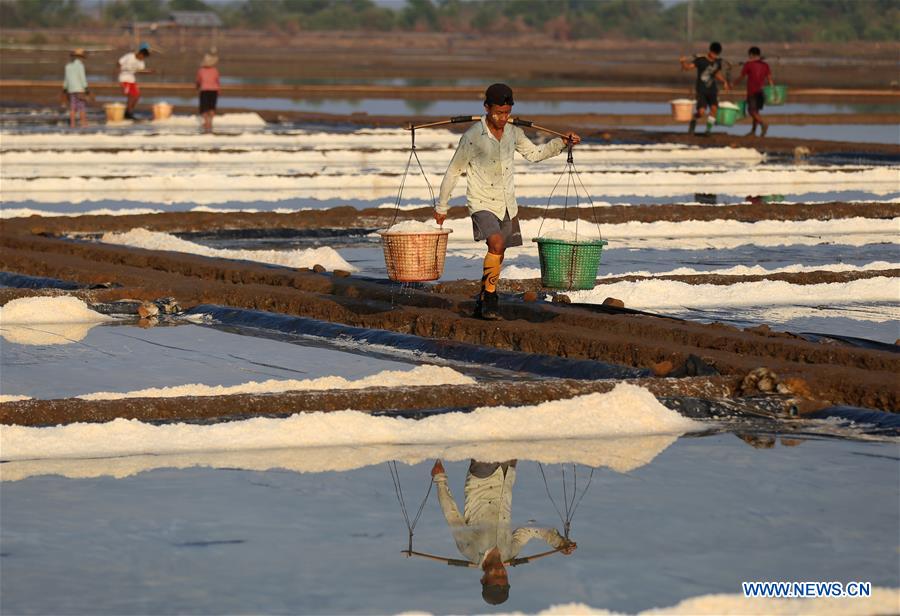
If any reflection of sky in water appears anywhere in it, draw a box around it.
[106,94,900,117]
[0,322,421,399]
[2,435,897,614]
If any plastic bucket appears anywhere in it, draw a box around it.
[716,105,740,126]
[152,102,173,120]
[104,103,125,122]
[533,238,608,290]
[738,99,748,118]
[378,229,452,282]
[670,99,695,122]
[763,85,788,106]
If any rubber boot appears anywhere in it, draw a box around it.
[475,290,502,321]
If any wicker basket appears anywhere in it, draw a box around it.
[378,229,452,282]
[534,238,608,290]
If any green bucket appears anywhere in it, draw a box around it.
[716,105,741,126]
[763,84,788,106]
[738,99,748,118]
[534,238,608,290]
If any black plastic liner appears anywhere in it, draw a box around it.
[808,406,900,436]
[0,271,82,290]
[798,332,900,354]
[186,304,649,380]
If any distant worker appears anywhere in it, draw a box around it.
[62,48,89,128]
[732,46,775,137]
[196,53,220,133]
[679,41,730,135]
[117,42,154,120]
[430,459,576,605]
[434,83,580,320]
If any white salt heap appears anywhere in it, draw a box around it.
[100,228,357,271]
[0,297,113,346]
[76,365,474,401]
[0,296,112,324]
[382,220,446,233]
[0,383,701,462]
[538,226,603,241]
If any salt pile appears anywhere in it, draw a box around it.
[100,228,357,271]
[719,101,741,109]
[382,220,446,233]
[566,276,898,310]
[0,383,702,462]
[538,226,603,241]
[0,296,113,346]
[0,296,111,325]
[76,365,474,401]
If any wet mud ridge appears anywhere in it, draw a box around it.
[15,201,900,236]
[2,210,898,414]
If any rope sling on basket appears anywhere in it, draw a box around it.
[389,461,588,568]
[512,118,608,291]
[377,117,478,282]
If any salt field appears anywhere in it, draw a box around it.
[2,54,899,616]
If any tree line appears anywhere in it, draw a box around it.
[2,0,898,42]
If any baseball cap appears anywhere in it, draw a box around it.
[138,42,151,54]
[484,83,514,106]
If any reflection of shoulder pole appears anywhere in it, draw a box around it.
[507,546,566,567]
[402,549,477,568]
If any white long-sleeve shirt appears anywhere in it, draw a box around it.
[433,466,567,566]
[437,116,566,219]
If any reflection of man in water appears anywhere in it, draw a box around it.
[431,459,576,605]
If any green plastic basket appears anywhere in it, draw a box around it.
[533,238,608,290]
[716,105,741,126]
[763,85,787,106]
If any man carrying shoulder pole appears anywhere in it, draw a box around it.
[680,42,730,135]
[434,83,580,320]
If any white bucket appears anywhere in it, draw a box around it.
[152,102,173,121]
[104,103,126,122]
[670,99,695,122]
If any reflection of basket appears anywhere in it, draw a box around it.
[716,105,740,126]
[104,103,125,122]
[152,102,172,120]
[763,85,788,105]
[378,229,452,282]
[534,238,608,290]
[670,99,695,122]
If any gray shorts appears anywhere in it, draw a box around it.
[471,210,523,248]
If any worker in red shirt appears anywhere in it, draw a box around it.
[732,46,775,137]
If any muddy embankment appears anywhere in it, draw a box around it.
[2,203,898,412]
[15,201,900,235]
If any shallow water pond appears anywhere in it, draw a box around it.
[1,432,897,614]
[0,321,489,401]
